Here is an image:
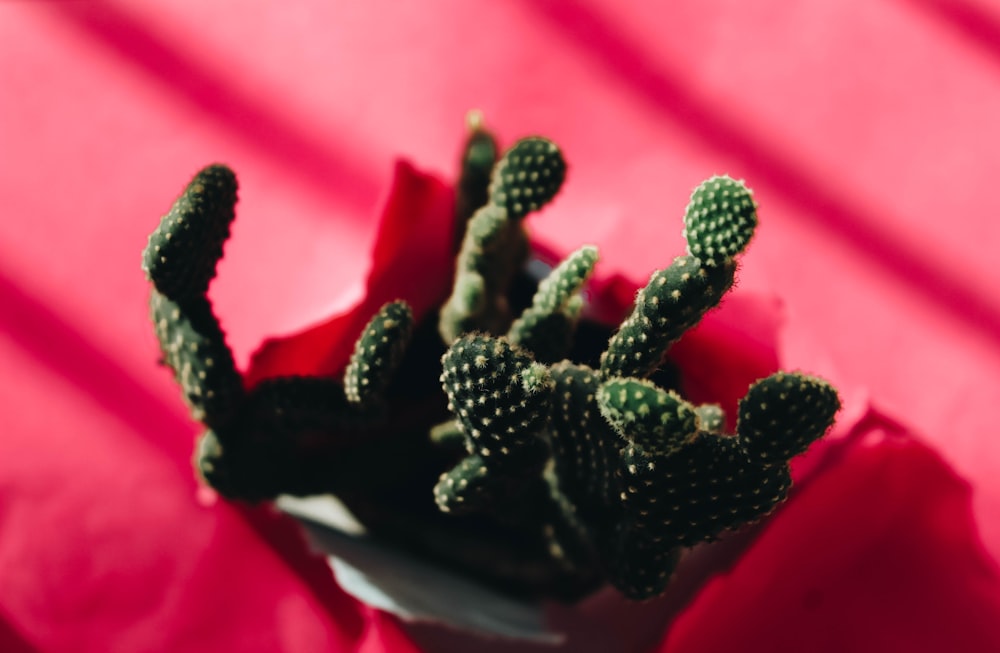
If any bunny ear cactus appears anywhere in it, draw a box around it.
[143,166,244,431]
[453,110,499,250]
[508,245,598,363]
[142,165,419,500]
[600,175,755,380]
[438,137,567,342]
[144,120,839,603]
[142,164,237,300]
[435,156,839,600]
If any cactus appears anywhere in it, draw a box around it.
[143,123,839,603]
[488,137,567,221]
[453,110,499,249]
[508,245,597,364]
[433,163,839,600]
[142,164,237,300]
[683,174,757,264]
[438,137,567,342]
[344,301,414,405]
[142,165,419,500]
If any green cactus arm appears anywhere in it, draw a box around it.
[599,255,736,379]
[488,137,567,221]
[736,372,841,465]
[523,245,598,314]
[150,290,243,431]
[439,137,568,343]
[438,204,528,341]
[598,176,758,381]
[142,164,237,300]
[344,301,414,406]
[508,245,598,362]
[453,110,499,249]
[596,377,700,456]
[683,175,758,264]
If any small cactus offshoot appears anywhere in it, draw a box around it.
[142,117,839,602]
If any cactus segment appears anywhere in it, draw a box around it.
[683,175,757,264]
[488,137,567,221]
[596,377,698,455]
[509,245,598,361]
[150,290,243,430]
[737,372,841,465]
[454,111,500,247]
[695,403,726,434]
[600,256,736,379]
[344,301,414,406]
[439,334,553,476]
[142,164,237,300]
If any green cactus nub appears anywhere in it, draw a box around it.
[683,175,757,264]
[429,418,465,449]
[600,256,735,379]
[525,245,598,314]
[695,404,726,434]
[142,164,237,300]
[489,137,567,221]
[737,372,840,465]
[509,245,598,361]
[597,377,698,455]
[150,290,243,430]
[434,453,508,514]
[344,301,414,406]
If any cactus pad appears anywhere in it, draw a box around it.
[142,164,237,300]
[344,301,414,405]
[683,175,757,264]
[737,372,841,465]
[489,137,567,220]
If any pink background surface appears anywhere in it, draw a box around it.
[2,1,1000,650]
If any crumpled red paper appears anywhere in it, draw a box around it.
[2,1,1000,651]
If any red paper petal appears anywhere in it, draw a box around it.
[246,161,454,384]
[658,412,1000,652]
[0,334,363,652]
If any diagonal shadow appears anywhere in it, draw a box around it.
[0,613,38,653]
[0,265,195,467]
[525,0,1000,350]
[51,1,383,215]
[0,268,363,640]
[905,0,1000,71]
